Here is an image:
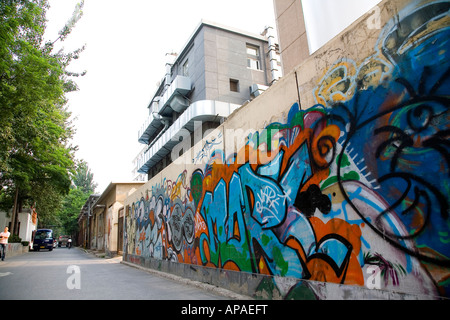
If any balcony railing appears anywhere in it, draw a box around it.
[137,100,240,174]
[158,75,191,115]
[137,75,192,144]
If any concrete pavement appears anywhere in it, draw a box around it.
[0,246,246,300]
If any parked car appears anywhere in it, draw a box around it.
[32,229,54,251]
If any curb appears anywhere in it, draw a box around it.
[120,260,253,301]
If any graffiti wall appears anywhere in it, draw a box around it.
[124,0,449,299]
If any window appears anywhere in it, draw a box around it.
[247,44,261,70]
[182,59,189,76]
[35,230,52,240]
[230,79,239,92]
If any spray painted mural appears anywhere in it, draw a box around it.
[125,0,449,298]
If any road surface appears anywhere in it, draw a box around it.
[0,246,228,300]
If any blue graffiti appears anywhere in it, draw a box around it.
[199,138,351,279]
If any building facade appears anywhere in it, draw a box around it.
[0,207,37,246]
[136,20,282,179]
[77,194,100,249]
[131,147,148,182]
[78,182,144,257]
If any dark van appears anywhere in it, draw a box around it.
[32,229,54,251]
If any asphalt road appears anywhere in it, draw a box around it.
[0,246,228,300]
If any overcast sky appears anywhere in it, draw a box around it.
[44,0,381,194]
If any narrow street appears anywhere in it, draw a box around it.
[0,247,228,300]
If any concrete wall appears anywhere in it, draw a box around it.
[171,23,272,106]
[202,24,271,104]
[3,243,28,259]
[90,183,144,257]
[124,0,449,299]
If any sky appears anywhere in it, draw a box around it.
[44,0,278,193]
[44,0,381,194]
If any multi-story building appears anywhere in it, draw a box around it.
[135,20,282,179]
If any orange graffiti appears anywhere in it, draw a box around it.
[308,217,364,285]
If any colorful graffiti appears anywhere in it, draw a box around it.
[125,0,449,298]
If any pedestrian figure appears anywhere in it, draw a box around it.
[0,227,11,261]
[68,237,72,249]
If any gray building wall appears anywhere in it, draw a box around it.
[167,21,273,106]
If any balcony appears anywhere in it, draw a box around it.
[137,76,192,145]
[137,114,164,145]
[250,83,269,98]
[158,75,192,115]
[137,100,241,174]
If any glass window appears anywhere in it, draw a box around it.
[35,230,52,239]
[246,46,258,56]
[247,44,261,70]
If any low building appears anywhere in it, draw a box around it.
[78,182,144,257]
[77,194,100,249]
[0,207,37,246]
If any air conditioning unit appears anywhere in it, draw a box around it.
[250,83,269,98]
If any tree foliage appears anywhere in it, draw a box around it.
[57,160,97,236]
[72,159,97,194]
[0,0,87,231]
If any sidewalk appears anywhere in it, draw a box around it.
[80,247,251,300]
[81,248,121,260]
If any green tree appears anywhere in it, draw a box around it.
[58,160,97,236]
[0,0,85,232]
[72,160,97,194]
